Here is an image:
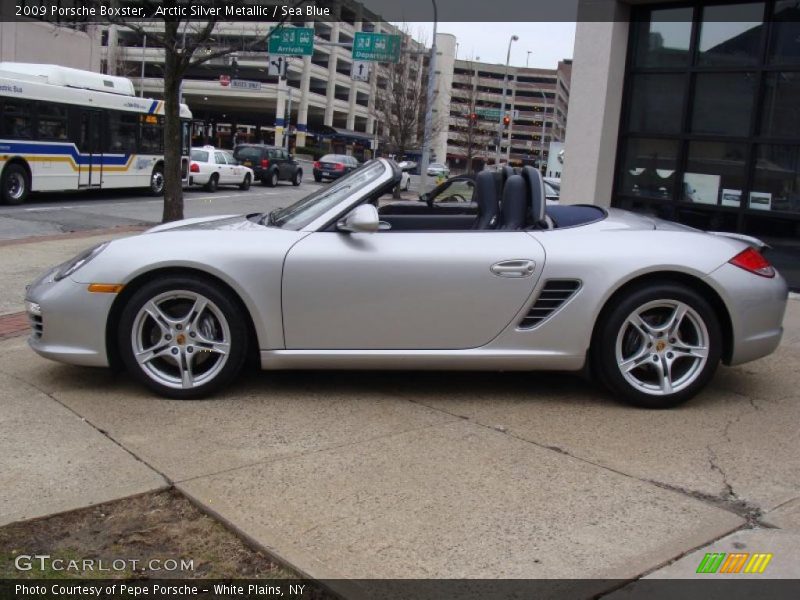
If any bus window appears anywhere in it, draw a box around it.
[1,99,33,139]
[139,115,163,154]
[107,112,137,154]
[37,104,68,140]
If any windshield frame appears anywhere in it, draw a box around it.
[268,159,396,231]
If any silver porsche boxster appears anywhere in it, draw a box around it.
[25,159,788,408]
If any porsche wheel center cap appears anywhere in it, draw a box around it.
[176,333,186,346]
[655,340,667,352]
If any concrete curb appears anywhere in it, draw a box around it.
[0,225,147,247]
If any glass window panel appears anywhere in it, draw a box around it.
[627,74,686,134]
[1,99,33,139]
[698,3,765,66]
[634,7,694,68]
[691,73,757,136]
[769,0,800,65]
[618,138,679,200]
[761,72,800,138]
[682,141,747,206]
[752,145,800,214]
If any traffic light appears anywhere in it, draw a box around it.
[469,112,478,122]
[502,114,511,128]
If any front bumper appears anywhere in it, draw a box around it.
[25,268,115,367]
[708,262,789,365]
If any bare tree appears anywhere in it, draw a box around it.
[90,1,303,222]
[373,27,439,195]
[447,62,494,175]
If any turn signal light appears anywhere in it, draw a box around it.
[87,283,124,294]
[190,162,200,173]
[729,247,775,278]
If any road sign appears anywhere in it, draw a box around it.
[351,61,370,82]
[352,32,401,62]
[475,108,520,120]
[230,79,262,91]
[267,55,287,77]
[268,27,314,56]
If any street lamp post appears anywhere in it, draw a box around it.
[419,0,438,193]
[494,34,518,168]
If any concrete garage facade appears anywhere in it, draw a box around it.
[562,0,800,289]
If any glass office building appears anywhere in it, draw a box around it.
[614,1,800,287]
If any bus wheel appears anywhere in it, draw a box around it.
[149,166,165,196]
[1,163,30,205]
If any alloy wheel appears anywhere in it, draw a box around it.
[130,290,231,390]
[6,171,25,201]
[614,299,710,396]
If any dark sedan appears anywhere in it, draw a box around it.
[313,154,359,182]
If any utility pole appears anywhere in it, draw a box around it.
[419,0,438,193]
[494,34,518,168]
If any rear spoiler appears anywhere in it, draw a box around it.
[708,231,770,251]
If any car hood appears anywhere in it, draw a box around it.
[144,214,265,233]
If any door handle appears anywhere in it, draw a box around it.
[490,260,536,278]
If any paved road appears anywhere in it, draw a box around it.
[0,182,322,241]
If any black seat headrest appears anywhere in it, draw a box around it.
[497,175,527,230]
[472,171,499,230]
[520,166,546,227]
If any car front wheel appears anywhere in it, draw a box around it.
[292,170,302,186]
[593,283,721,409]
[118,276,248,399]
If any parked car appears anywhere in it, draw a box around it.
[313,154,359,182]
[26,159,788,407]
[543,177,560,203]
[427,162,450,178]
[232,144,302,187]
[189,146,253,192]
[397,160,414,191]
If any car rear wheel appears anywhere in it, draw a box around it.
[314,173,322,182]
[292,170,302,186]
[265,171,278,187]
[118,276,248,399]
[204,174,218,193]
[1,163,30,205]
[593,283,721,409]
[239,173,251,191]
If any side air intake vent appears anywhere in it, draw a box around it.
[518,279,581,329]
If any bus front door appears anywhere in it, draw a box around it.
[78,111,103,187]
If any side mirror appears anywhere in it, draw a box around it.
[337,204,390,233]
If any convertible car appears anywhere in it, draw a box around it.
[25,159,788,408]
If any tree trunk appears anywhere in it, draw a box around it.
[162,24,185,223]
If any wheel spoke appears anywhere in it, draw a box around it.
[135,344,171,365]
[620,347,651,373]
[144,301,175,332]
[187,297,208,328]
[654,356,674,394]
[666,304,688,336]
[180,352,195,388]
[672,344,709,360]
[195,338,230,355]
[626,313,651,339]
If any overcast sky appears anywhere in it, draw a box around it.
[399,22,577,69]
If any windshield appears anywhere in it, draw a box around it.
[270,160,386,230]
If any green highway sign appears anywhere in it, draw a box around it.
[268,27,314,56]
[477,108,502,120]
[352,32,401,62]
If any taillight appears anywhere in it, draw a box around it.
[313,161,320,169]
[335,162,345,171]
[190,162,199,173]
[261,159,270,168]
[729,247,775,278]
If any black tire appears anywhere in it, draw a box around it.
[265,170,278,187]
[239,173,251,191]
[592,282,722,409]
[149,165,165,196]
[1,163,30,205]
[118,275,249,399]
[292,169,302,186]
[204,174,218,192]
[314,173,322,183]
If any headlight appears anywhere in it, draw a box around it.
[53,242,109,282]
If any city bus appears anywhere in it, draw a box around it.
[0,62,192,205]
